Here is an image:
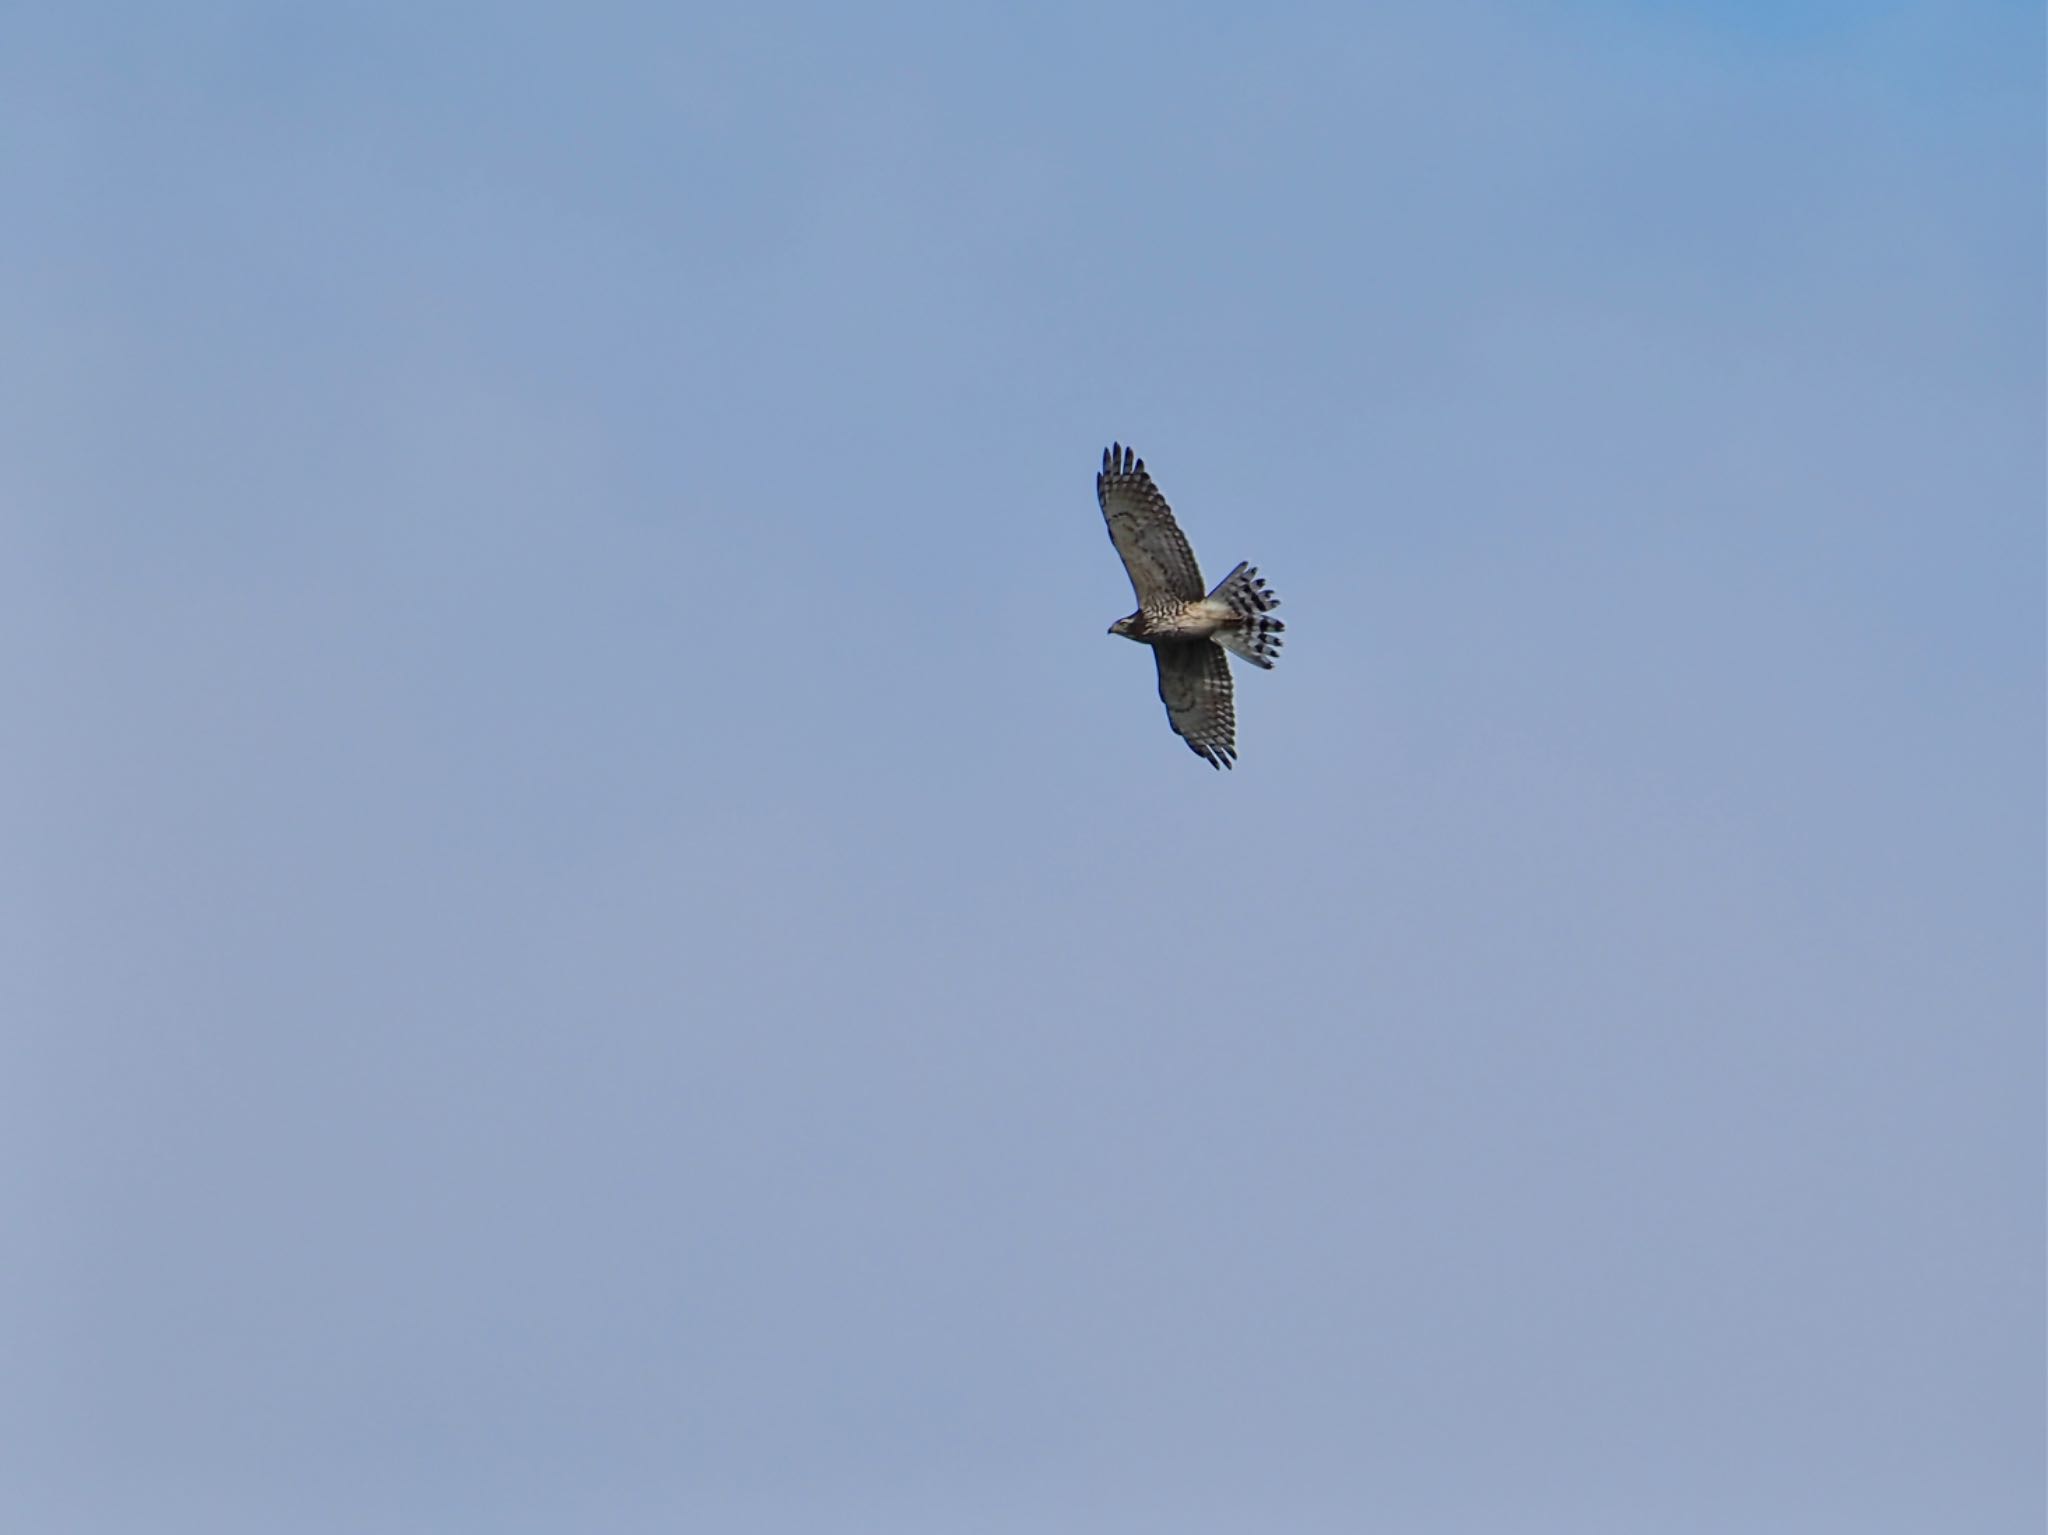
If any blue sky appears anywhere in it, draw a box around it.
[4,3,2041,1531]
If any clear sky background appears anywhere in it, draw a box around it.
[4,3,2041,1531]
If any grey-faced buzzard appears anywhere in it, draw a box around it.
[1099,443,1283,769]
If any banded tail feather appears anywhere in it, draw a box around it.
[1210,561,1285,670]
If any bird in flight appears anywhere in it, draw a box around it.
[1098,443,1283,769]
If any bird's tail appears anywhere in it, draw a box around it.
[1210,562,1284,669]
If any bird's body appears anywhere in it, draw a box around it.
[1097,443,1283,768]
[1107,595,1240,642]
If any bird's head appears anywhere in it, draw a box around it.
[1108,612,1142,640]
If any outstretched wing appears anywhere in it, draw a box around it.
[1099,443,1205,608]
[1154,641,1236,769]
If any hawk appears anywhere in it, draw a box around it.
[1098,443,1284,768]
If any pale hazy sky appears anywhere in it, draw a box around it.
[5,3,2042,1531]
